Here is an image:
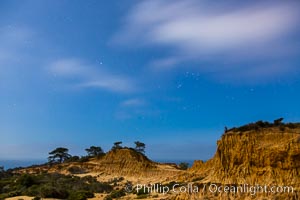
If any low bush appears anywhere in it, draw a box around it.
[105,189,126,199]
[68,190,94,200]
[67,166,85,174]
[228,120,300,133]
[0,173,112,200]
[136,194,149,199]
[178,162,189,170]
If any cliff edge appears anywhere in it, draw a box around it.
[178,123,300,199]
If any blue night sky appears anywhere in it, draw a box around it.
[1,0,300,161]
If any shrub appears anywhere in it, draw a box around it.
[0,172,112,199]
[136,194,149,199]
[68,191,94,200]
[104,196,113,200]
[8,191,21,197]
[65,156,80,162]
[89,182,113,193]
[26,185,40,196]
[228,120,300,133]
[67,166,85,174]
[107,189,126,199]
[178,162,189,170]
[17,174,36,188]
[40,185,69,199]
[286,123,297,129]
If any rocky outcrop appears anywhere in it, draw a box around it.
[189,160,205,172]
[92,148,156,175]
[211,128,300,185]
[176,126,300,199]
[89,148,182,182]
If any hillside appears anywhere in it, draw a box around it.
[16,148,182,184]
[7,121,300,200]
[89,148,182,182]
[92,148,157,174]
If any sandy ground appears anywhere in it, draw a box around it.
[5,197,33,200]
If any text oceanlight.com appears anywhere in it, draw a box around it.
[131,183,294,195]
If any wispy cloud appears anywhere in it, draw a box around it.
[116,98,147,120]
[115,0,300,80]
[49,58,137,93]
[149,57,184,71]
[120,98,146,107]
[115,98,161,120]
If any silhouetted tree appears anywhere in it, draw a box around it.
[112,141,122,150]
[224,126,228,133]
[48,147,71,163]
[134,141,146,154]
[0,166,4,178]
[85,146,104,157]
[274,118,284,126]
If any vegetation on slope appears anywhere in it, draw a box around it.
[0,172,112,200]
[226,118,300,133]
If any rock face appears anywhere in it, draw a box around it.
[211,128,300,185]
[177,126,300,200]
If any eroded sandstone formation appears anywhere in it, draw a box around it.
[176,126,300,199]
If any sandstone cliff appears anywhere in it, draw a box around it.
[176,125,300,200]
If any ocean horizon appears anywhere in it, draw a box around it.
[0,159,47,170]
[154,159,195,166]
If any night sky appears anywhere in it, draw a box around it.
[1,0,300,161]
